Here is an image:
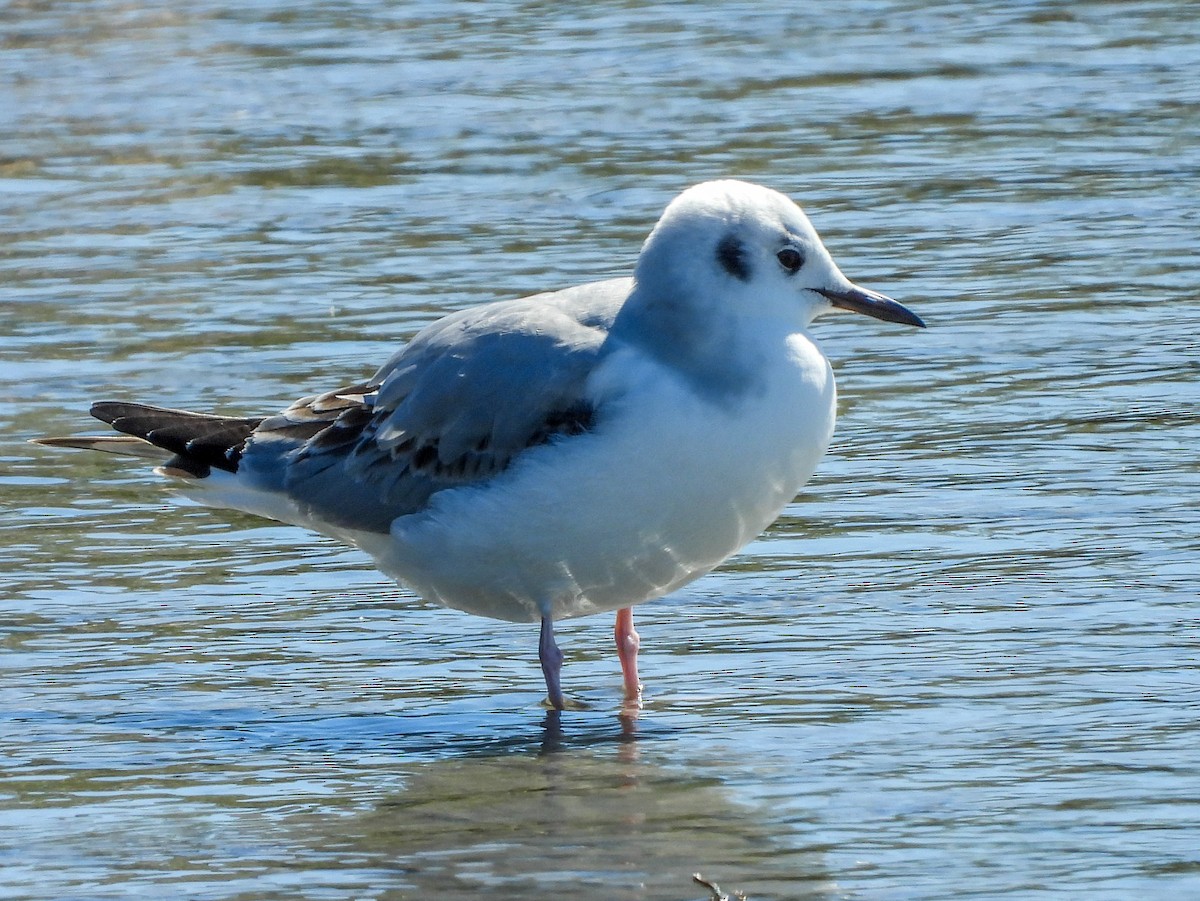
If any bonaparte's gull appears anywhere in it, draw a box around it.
[36,180,924,711]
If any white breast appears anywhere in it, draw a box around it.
[361,331,836,623]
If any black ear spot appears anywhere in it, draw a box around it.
[716,233,750,282]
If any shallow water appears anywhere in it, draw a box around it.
[2,1,1198,898]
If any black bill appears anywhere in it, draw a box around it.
[817,285,926,328]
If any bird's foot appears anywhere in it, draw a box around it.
[540,694,591,711]
[620,683,644,715]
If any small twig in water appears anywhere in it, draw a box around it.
[692,873,748,901]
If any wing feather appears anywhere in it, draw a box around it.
[238,278,631,533]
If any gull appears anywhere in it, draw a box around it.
[36,180,924,711]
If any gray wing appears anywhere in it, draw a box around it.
[238,278,632,533]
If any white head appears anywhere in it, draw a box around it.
[613,180,922,395]
[634,179,924,330]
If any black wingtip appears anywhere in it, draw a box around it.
[86,401,262,475]
[90,401,137,425]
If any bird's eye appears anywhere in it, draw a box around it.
[776,247,804,274]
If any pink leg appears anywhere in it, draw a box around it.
[539,615,565,711]
[615,607,642,707]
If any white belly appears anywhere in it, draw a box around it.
[358,334,836,622]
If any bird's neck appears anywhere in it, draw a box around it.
[609,282,795,407]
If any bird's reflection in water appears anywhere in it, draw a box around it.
[536,706,638,756]
[311,711,839,900]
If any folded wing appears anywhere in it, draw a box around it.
[233,278,630,532]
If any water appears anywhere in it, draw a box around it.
[2,1,1198,898]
